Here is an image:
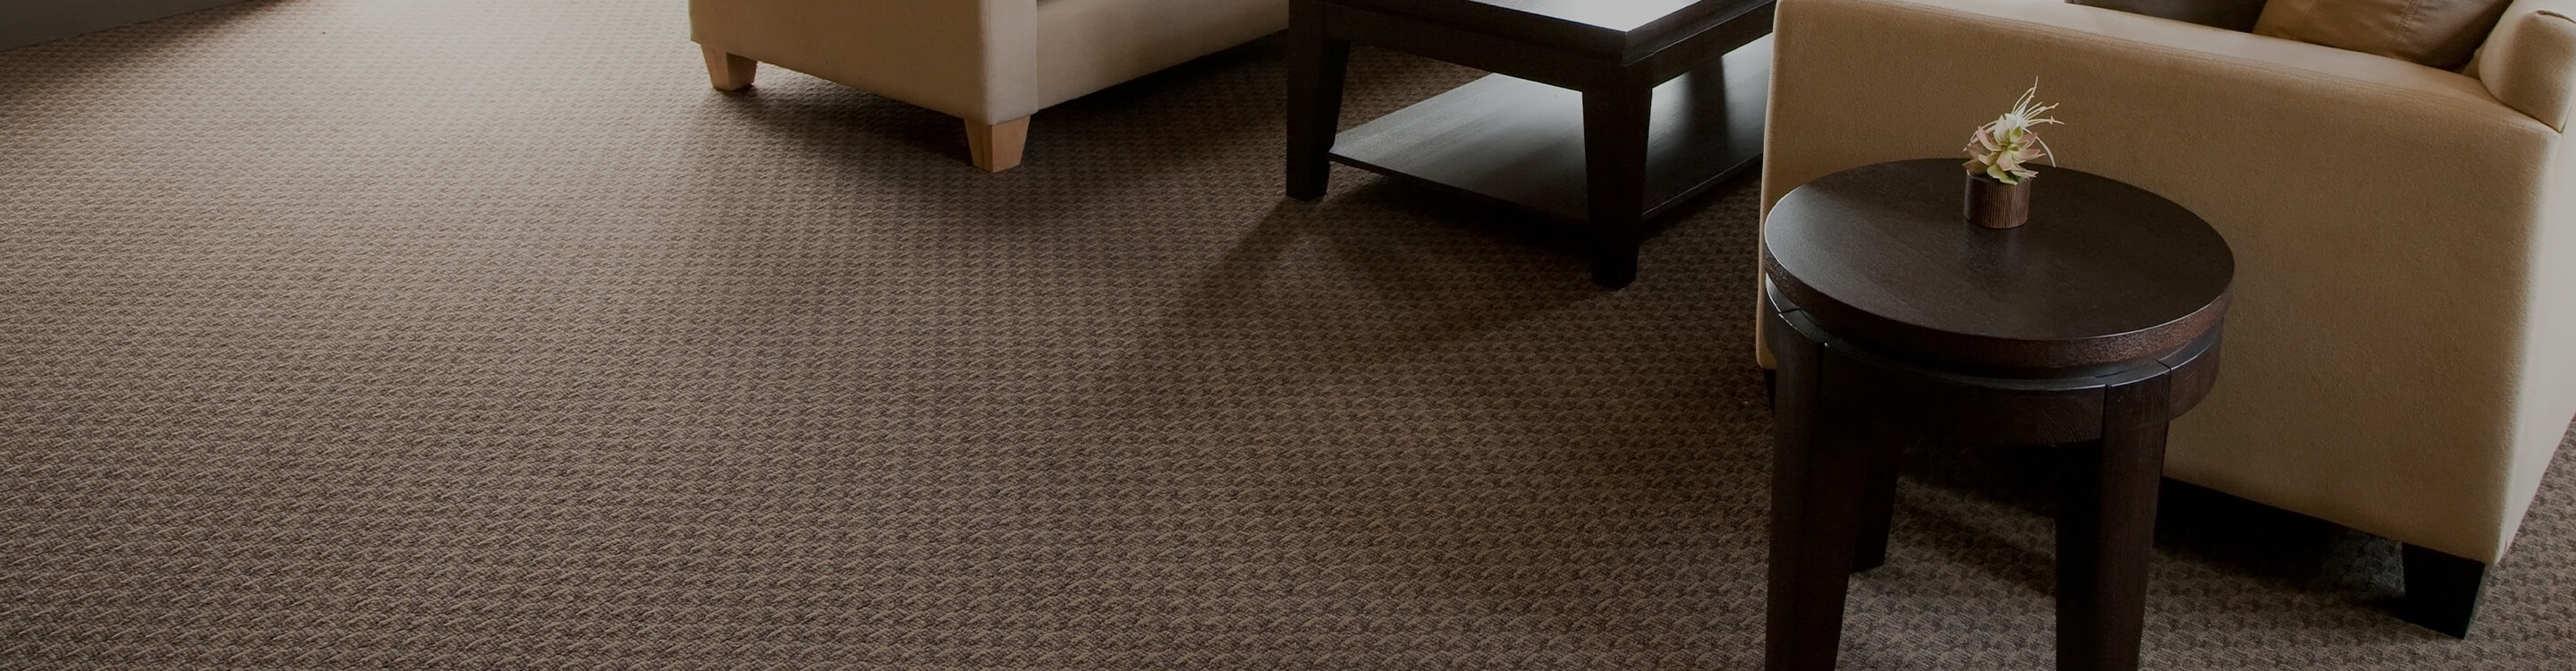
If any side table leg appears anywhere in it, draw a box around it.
[1581,80,1651,288]
[1852,431,1902,573]
[1765,319,1874,671]
[2057,375,2170,671]
[1284,0,1350,200]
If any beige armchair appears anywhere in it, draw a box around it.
[1759,0,2576,636]
[691,0,1288,171]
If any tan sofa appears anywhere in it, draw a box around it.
[690,0,1288,171]
[1759,0,2576,635]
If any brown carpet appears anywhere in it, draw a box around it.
[1,1,2569,668]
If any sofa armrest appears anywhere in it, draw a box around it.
[2481,0,2576,131]
[690,0,1042,124]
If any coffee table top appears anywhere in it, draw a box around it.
[1331,0,1771,59]
[1762,159,2233,375]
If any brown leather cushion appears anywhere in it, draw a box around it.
[2072,0,2268,31]
[2253,0,2515,70]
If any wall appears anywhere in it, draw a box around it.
[0,0,254,51]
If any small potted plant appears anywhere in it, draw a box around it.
[1962,84,2061,229]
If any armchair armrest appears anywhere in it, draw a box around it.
[2480,0,2576,131]
[690,0,1041,124]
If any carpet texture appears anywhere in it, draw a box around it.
[1,1,2570,668]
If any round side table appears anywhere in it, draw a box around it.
[1758,159,2234,671]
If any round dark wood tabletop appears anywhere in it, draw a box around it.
[1762,159,2233,376]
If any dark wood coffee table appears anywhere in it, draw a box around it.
[1760,159,2236,671]
[1284,0,1775,288]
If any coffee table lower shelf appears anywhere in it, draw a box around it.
[1326,36,1772,224]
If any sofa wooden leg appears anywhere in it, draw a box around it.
[2400,543,2489,638]
[701,46,756,91]
[966,117,1030,173]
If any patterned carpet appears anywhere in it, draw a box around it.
[1,1,2569,668]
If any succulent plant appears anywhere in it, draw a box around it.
[1964,84,2061,184]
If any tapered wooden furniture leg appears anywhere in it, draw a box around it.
[967,117,1031,173]
[2056,375,2170,671]
[1582,78,1653,288]
[2400,544,2489,639]
[1852,432,1902,573]
[701,46,756,91]
[1285,0,1351,200]
[1765,318,1875,671]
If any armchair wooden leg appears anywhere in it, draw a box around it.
[701,46,756,91]
[966,117,1030,173]
[2400,544,2489,638]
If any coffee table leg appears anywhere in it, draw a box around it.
[2056,375,2170,671]
[1581,81,1650,288]
[1285,0,1349,200]
[1765,317,1873,671]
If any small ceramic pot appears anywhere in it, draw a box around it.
[1964,174,2031,229]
